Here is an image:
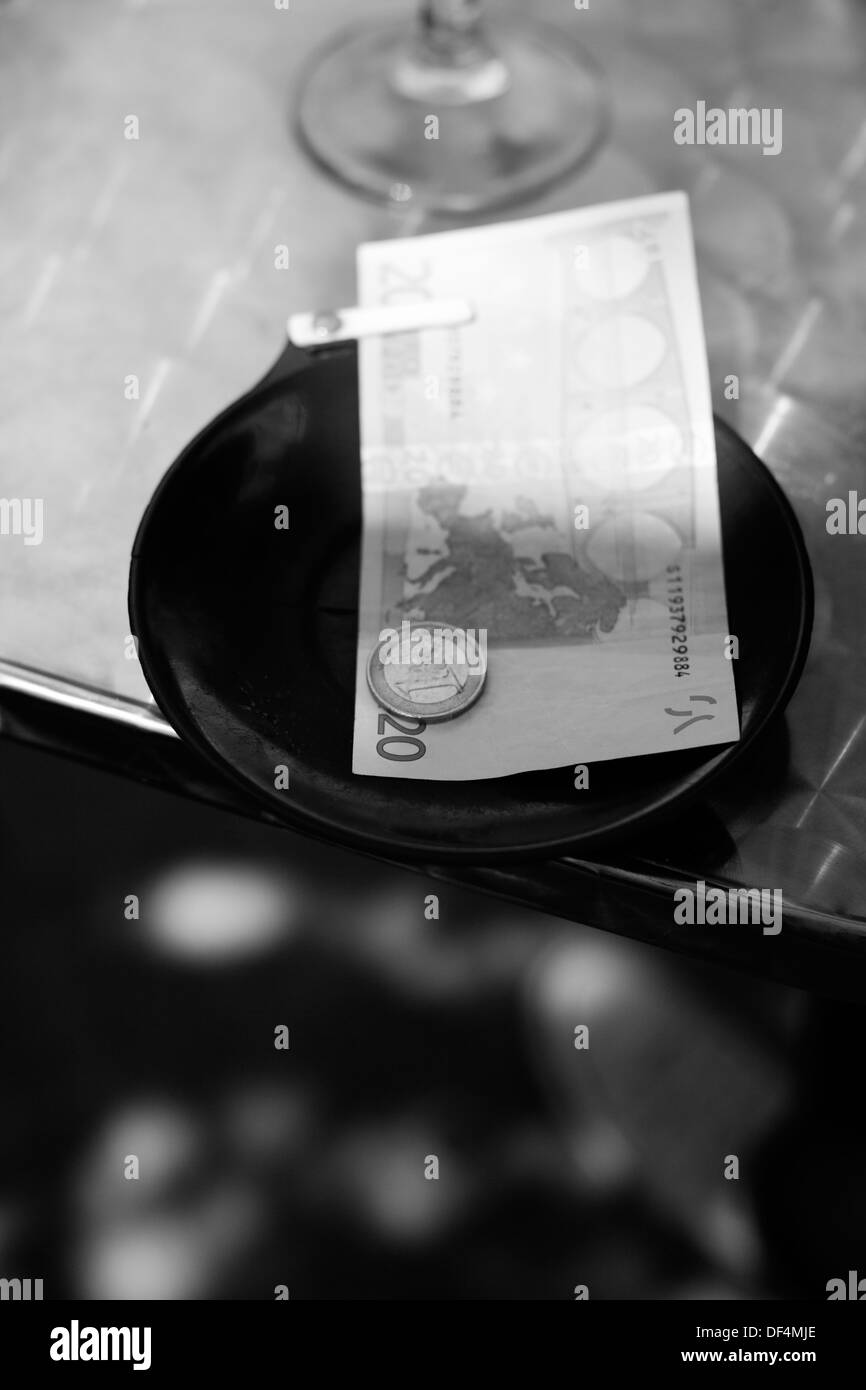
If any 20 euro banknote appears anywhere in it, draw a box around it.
[352,192,740,780]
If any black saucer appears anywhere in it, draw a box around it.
[129,341,813,862]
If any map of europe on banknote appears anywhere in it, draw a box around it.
[352,193,740,779]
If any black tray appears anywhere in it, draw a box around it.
[129,340,813,864]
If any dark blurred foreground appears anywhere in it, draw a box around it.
[0,740,862,1300]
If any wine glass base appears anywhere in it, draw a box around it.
[295,20,607,215]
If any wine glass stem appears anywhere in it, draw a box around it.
[420,0,486,62]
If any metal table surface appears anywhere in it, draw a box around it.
[2,0,866,992]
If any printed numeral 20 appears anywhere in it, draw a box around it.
[376,711,427,762]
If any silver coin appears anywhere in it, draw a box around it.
[367,622,487,723]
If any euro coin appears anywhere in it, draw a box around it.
[367,622,487,723]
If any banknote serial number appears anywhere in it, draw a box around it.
[666,564,691,678]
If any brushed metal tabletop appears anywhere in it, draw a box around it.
[3,0,866,925]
